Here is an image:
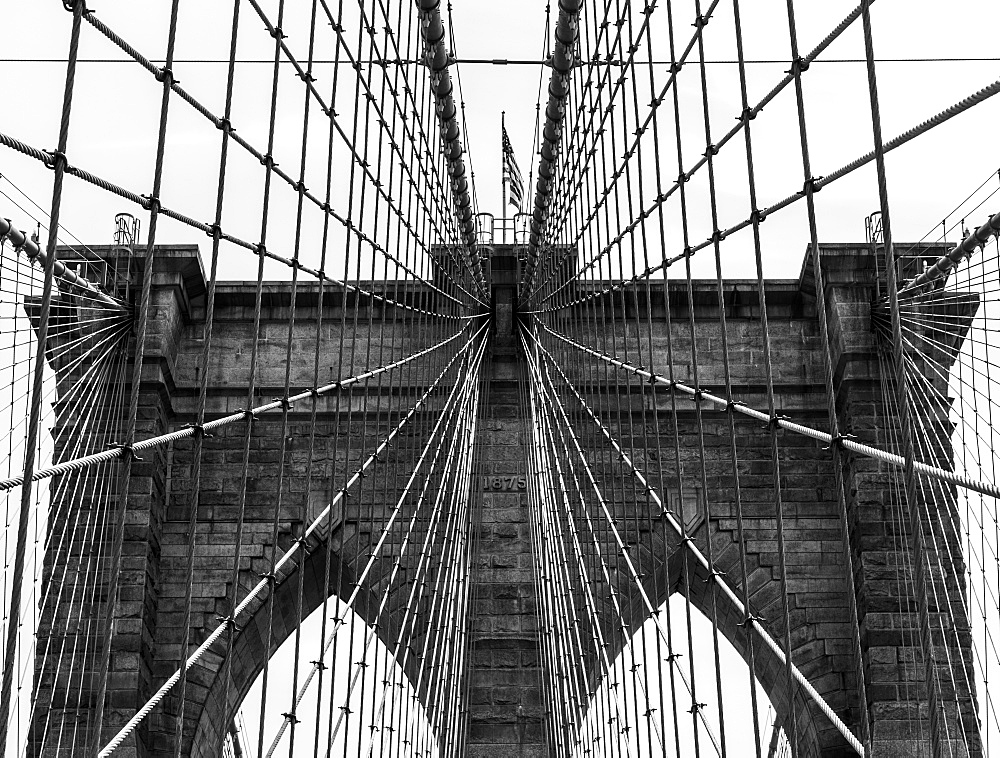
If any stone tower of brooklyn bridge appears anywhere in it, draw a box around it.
[26,238,979,757]
[2,1,997,757]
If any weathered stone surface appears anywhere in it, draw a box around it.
[32,242,979,757]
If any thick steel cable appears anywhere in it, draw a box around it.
[519,0,581,295]
[525,346,634,755]
[0,328,467,492]
[0,128,461,320]
[528,0,863,306]
[413,0,487,297]
[0,217,122,309]
[266,360,479,756]
[84,0,476,309]
[240,0,478,308]
[541,323,1000,503]
[528,73,1000,314]
[896,208,1000,298]
[0,0,84,741]
[96,327,483,756]
[527,337,670,756]
[528,325,718,756]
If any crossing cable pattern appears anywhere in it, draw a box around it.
[1,1,1000,757]
[1,0,486,755]
[516,0,999,756]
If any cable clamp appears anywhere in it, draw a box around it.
[281,711,299,724]
[738,612,765,628]
[802,176,824,195]
[217,117,233,134]
[234,408,257,425]
[677,171,689,185]
[765,413,790,431]
[260,153,277,169]
[269,25,287,40]
[704,143,718,157]
[109,443,143,462]
[184,422,213,439]
[295,180,307,194]
[670,61,683,75]
[142,195,162,215]
[259,571,277,586]
[293,535,312,555]
[296,69,316,83]
[666,652,682,662]
[206,223,222,241]
[688,701,707,714]
[726,399,746,412]
[307,387,321,399]
[214,614,243,633]
[311,660,327,671]
[702,568,723,584]
[823,432,857,451]
[739,105,756,122]
[45,150,69,174]
[155,67,176,85]
[274,396,294,410]
[787,56,810,75]
[751,207,767,225]
[692,388,705,402]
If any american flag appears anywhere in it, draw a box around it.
[502,125,524,212]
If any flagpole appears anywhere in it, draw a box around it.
[501,111,507,244]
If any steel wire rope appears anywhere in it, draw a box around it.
[535,329,672,758]
[525,0,725,305]
[857,3,948,752]
[242,0,479,307]
[0,128,464,321]
[266,356,481,756]
[527,78,1000,315]
[529,0,869,306]
[307,1,352,746]
[524,328,867,755]
[0,0,85,740]
[526,379,618,755]
[51,333,129,754]
[523,337,643,758]
[886,323,999,750]
[96,325,485,756]
[14,322,128,752]
[318,336,486,756]
[353,368,481,758]
[87,0,480,311]
[872,333,970,752]
[539,322,1000,502]
[521,0,642,300]
[527,325,722,755]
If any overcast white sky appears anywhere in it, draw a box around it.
[2,1,1000,754]
[0,0,998,283]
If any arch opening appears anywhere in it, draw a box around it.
[571,595,792,758]
[231,597,439,757]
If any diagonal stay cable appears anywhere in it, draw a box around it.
[266,349,482,756]
[96,322,485,757]
[524,325,866,756]
[538,321,1000,502]
[0,130,470,320]
[0,323,476,492]
[528,74,1000,314]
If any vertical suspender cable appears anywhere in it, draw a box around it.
[0,0,84,744]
